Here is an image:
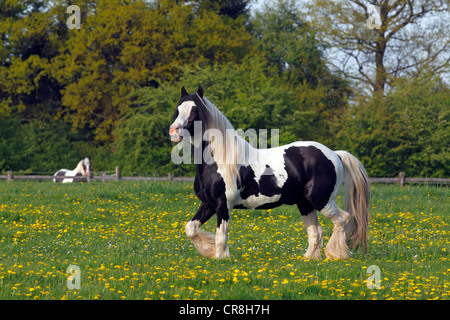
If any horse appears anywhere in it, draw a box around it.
[169,86,370,260]
[53,157,91,183]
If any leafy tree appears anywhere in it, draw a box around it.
[0,116,90,173]
[0,0,65,120]
[337,72,449,177]
[195,0,251,19]
[0,116,27,172]
[20,120,91,173]
[52,0,252,144]
[337,94,410,177]
[113,84,188,176]
[391,74,450,177]
[250,0,351,146]
[251,0,325,86]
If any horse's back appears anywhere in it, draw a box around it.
[236,141,342,212]
[254,141,342,183]
[53,169,75,183]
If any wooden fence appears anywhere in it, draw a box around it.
[368,172,450,187]
[0,167,194,183]
[0,168,448,186]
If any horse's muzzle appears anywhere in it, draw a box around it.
[169,125,182,142]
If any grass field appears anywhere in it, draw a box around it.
[0,180,448,300]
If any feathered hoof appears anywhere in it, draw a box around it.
[324,246,352,260]
[191,229,217,258]
[214,247,230,259]
[304,250,322,260]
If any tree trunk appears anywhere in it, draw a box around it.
[374,39,386,94]
[374,5,388,94]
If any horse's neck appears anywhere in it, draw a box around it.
[195,131,257,169]
[74,161,83,173]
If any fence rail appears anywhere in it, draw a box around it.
[0,168,448,186]
[0,167,194,183]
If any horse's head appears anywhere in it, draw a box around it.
[81,157,91,176]
[169,86,211,143]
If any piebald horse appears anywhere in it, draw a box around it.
[53,157,91,183]
[169,86,370,260]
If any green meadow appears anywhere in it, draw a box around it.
[0,180,448,300]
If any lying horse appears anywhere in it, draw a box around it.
[53,157,91,183]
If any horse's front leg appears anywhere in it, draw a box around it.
[215,201,231,259]
[185,203,216,258]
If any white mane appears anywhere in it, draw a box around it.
[75,157,90,175]
[202,97,251,189]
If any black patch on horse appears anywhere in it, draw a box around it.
[235,146,336,213]
[54,170,66,182]
[283,146,337,214]
[193,160,227,216]
[258,165,281,197]
[237,165,259,200]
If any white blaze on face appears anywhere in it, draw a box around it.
[84,158,91,175]
[170,101,196,142]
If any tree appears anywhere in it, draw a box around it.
[0,116,27,171]
[0,0,66,120]
[0,115,90,173]
[113,85,180,176]
[337,94,410,177]
[250,0,351,145]
[52,0,252,144]
[337,72,449,177]
[305,0,449,95]
[391,74,449,177]
[195,0,251,19]
[251,0,325,86]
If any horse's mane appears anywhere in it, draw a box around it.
[75,157,90,175]
[199,96,248,189]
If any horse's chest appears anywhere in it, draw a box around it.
[194,169,227,205]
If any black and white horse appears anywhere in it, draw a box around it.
[169,86,370,260]
[53,157,91,183]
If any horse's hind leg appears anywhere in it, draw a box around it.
[301,211,323,260]
[320,201,351,260]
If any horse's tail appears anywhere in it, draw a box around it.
[335,150,370,253]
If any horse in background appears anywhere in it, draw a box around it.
[53,157,91,183]
[169,86,370,260]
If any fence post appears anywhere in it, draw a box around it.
[399,172,405,187]
[115,166,120,181]
[168,172,173,181]
[7,171,13,181]
[102,172,106,183]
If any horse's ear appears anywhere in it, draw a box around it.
[181,86,188,98]
[197,86,203,98]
